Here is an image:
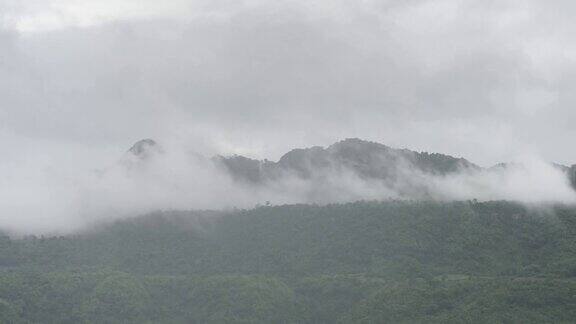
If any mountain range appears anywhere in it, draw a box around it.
[126,138,576,198]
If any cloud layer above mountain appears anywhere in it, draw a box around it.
[3,0,576,163]
[2,0,576,233]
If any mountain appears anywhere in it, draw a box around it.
[122,138,576,199]
[126,138,162,159]
[215,138,480,184]
[3,140,576,322]
[3,201,576,323]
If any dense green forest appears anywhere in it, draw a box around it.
[2,200,576,323]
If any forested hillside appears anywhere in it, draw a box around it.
[215,138,481,184]
[1,201,576,323]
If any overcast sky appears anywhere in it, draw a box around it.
[2,0,576,166]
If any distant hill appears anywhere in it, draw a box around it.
[121,137,576,199]
[213,138,576,195]
[215,138,479,182]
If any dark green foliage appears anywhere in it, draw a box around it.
[82,273,150,323]
[1,201,576,322]
[0,298,21,323]
[344,278,576,323]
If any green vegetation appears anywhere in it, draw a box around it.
[1,201,576,323]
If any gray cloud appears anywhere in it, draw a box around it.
[2,0,576,163]
[2,0,576,233]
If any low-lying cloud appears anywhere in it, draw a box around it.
[0,139,573,235]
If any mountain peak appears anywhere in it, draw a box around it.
[327,138,391,158]
[127,139,161,158]
[333,137,379,145]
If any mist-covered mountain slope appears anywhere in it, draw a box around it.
[213,138,576,198]
[127,138,160,158]
[215,138,481,184]
[8,200,574,277]
[115,137,576,203]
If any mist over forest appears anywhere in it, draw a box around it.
[3,0,576,323]
[2,137,576,235]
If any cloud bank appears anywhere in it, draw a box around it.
[1,0,576,233]
[0,140,574,235]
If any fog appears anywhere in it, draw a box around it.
[2,0,576,234]
[0,138,573,235]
